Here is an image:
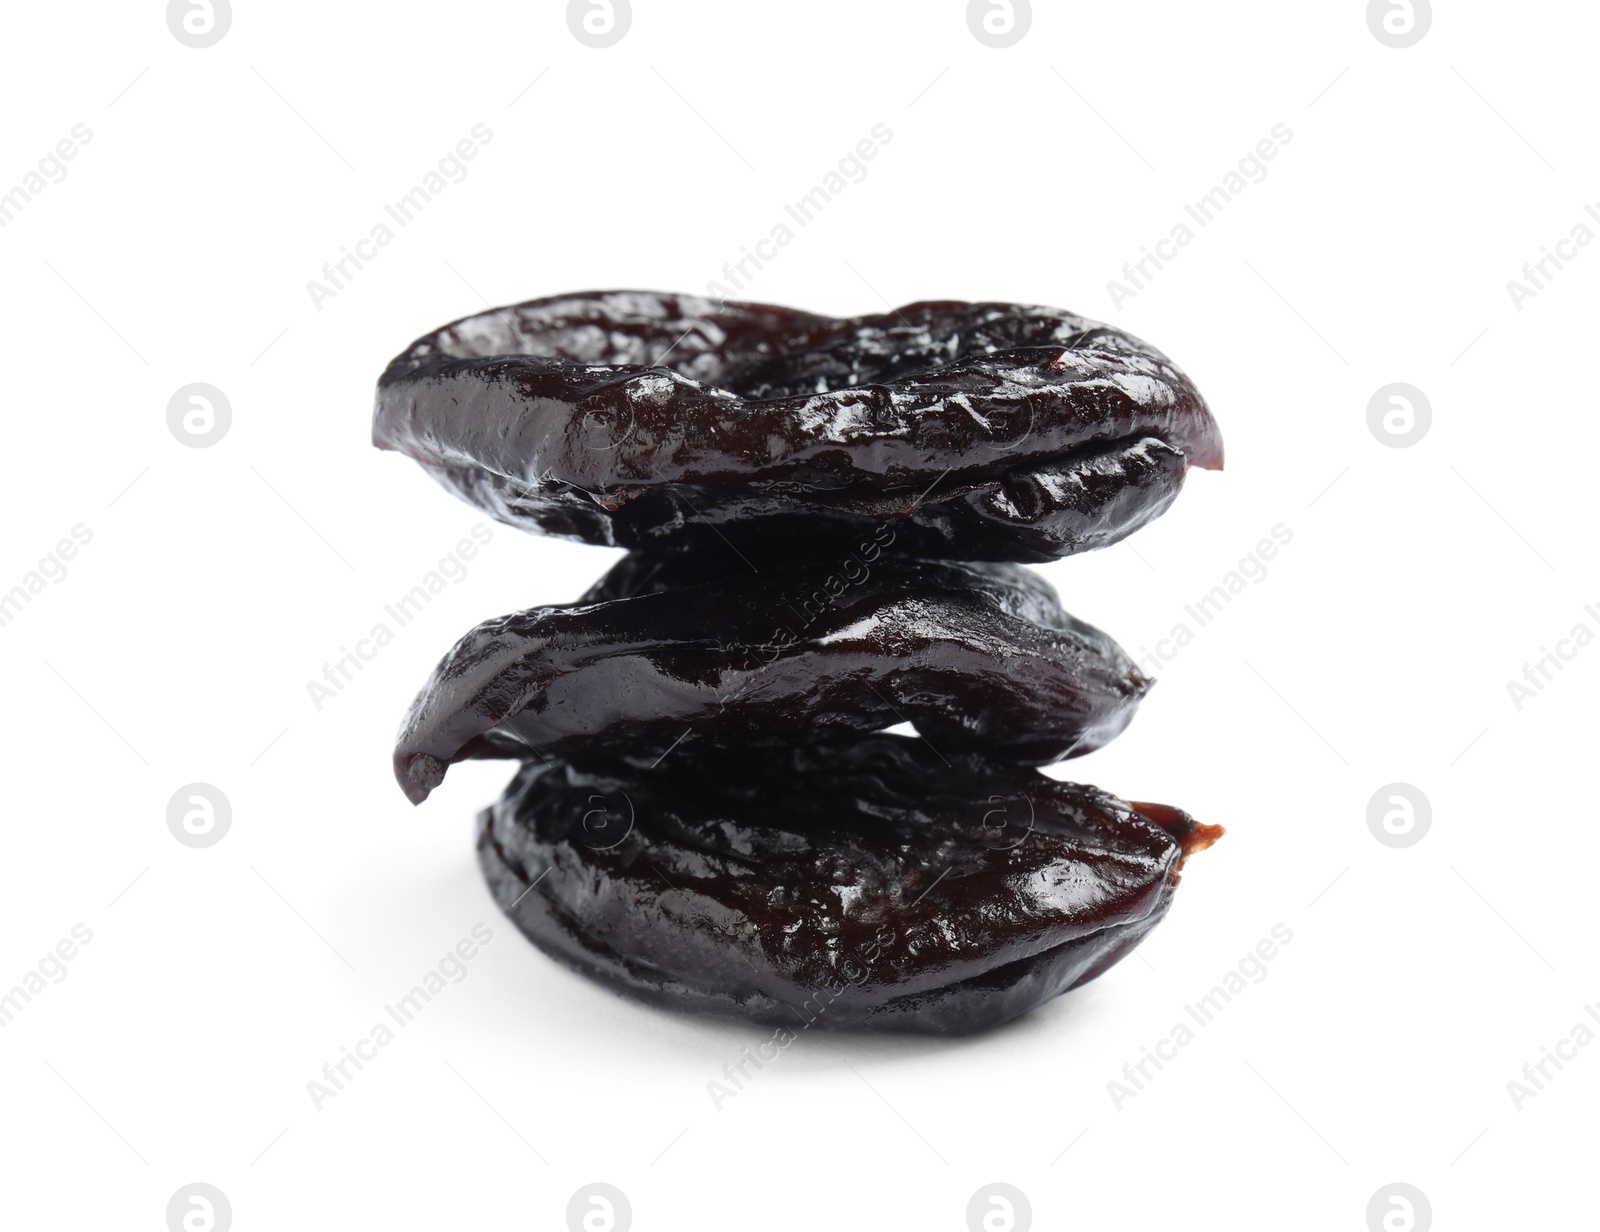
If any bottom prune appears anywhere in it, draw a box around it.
[477,735,1220,1035]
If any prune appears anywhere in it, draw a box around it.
[477,736,1221,1035]
[394,547,1150,805]
[378,291,1223,1036]
[373,292,1222,562]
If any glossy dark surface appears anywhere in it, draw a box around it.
[478,736,1221,1034]
[394,546,1149,805]
[380,291,1222,1035]
[374,292,1223,561]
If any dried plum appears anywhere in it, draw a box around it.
[478,737,1220,1035]
[373,292,1222,562]
[395,545,1149,805]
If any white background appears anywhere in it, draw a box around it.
[1,2,1594,1229]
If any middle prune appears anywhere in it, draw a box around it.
[394,544,1149,804]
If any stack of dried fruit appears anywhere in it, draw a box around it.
[376,291,1223,1034]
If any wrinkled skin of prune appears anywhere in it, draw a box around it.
[373,292,1222,562]
[478,736,1221,1035]
[394,544,1149,805]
